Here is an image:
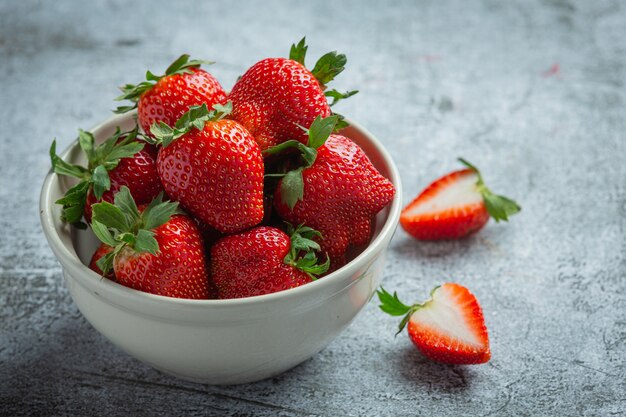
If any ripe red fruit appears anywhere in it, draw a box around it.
[50,127,163,227]
[228,38,357,151]
[211,224,329,299]
[116,54,226,135]
[269,116,395,262]
[378,284,491,365]
[88,243,115,280]
[150,103,264,234]
[91,187,211,299]
[400,159,520,240]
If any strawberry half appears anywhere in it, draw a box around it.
[211,224,329,299]
[400,159,520,240]
[378,284,491,365]
[91,187,211,299]
[228,37,357,151]
[50,127,163,227]
[148,102,264,234]
[115,54,226,135]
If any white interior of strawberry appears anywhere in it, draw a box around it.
[405,173,481,216]
[410,285,482,347]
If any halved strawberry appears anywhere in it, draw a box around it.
[400,159,520,240]
[378,284,490,365]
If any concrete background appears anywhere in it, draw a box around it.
[1,0,624,415]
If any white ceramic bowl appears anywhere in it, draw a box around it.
[40,113,402,385]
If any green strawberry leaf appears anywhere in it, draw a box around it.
[212,101,233,120]
[134,229,159,255]
[114,186,140,226]
[91,220,118,247]
[283,222,329,279]
[50,140,88,179]
[55,181,89,225]
[289,37,308,65]
[141,198,179,231]
[311,51,347,88]
[307,115,339,149]
[113,105,137,114]
[332,112,350,131]
[92,201,130,232]
[377,287,412,316]
[482,191,521,222]
[458,158,521,223]
[115,81,154,104]
[280,168,304,210]
[105,141,144,163]
[95,249,117,275]
[78,129,96,161]
[324,89,359,107]
[91,165,111,200]
[165,54,214,76]
[154,103,232,147]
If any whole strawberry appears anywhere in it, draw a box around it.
[228,38,357,151]
[211,224,329,299]
[50,127,163,226]
[378,284,491,365]
[116,54,226,135]
[400,159,520,240]
[91,187,211,299]
[268,116,395,263]
[149,103,264,234]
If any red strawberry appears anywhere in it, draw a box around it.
[149,103,264,234]
[91,187,211,299]
[378,284,491,365]
[88,243,115,280]
[211,224,328,299]
[268,116,395,262]
[228,38,357,151]
[50,127,163,227]
[400,159,520,240]
[115,54,226,135]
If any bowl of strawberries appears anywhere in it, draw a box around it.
[40,39,401,385]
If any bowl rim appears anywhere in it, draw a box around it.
[40,113,402,308]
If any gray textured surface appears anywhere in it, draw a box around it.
[1,0,625,415]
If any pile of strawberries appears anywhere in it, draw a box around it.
[51,39,395,300]
[51,38,522,367]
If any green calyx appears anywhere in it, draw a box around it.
[458,158,522,222]
[288,37,359,104]
[91,186,180,276]
[377,286,439,336]
[149,102,232,148]
[263,115,339,210]
[283,223,330,280]
[114,54,214,113]
[50,126,144,226]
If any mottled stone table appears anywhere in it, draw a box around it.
[1,0,624,415]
